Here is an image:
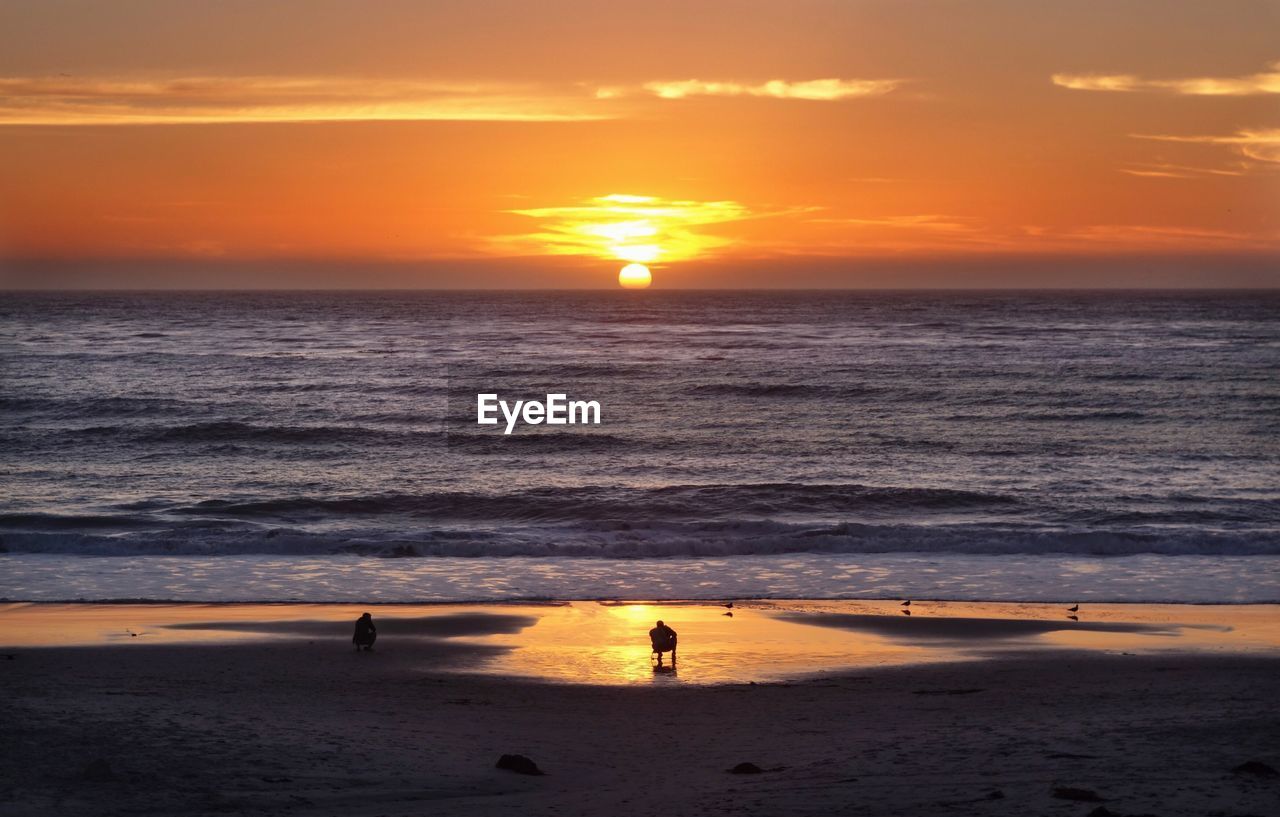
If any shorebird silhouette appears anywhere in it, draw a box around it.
[723,611,734,617]
[722,602,734,608]
[901,600,911,607]
[1067,604,1079,612]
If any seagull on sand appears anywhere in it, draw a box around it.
[722,602,734,608]
[901,600,911,607]
[1067,604,1079,612]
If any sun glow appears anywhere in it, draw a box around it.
[618,263,652,288]
[503,194,749,266]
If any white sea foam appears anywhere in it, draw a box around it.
[2,553,1276,604]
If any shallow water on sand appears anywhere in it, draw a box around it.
[4,600,1277,685]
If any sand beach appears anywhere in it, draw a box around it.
[3,601,1277,816]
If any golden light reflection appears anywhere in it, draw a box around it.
[4,601,1277,686]
[501,193,750,265]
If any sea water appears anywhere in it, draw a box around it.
[2,290,1277,602]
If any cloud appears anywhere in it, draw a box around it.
[0,74,904,126]
[0,76,614,125]
[496,193,759,263]
[1119,162,1248,179]
[603,78,901,101]
[1119,169,1192,179]
[1062,224,1277,248]
[1132,128,1280,164]
[1052,61,1280,95]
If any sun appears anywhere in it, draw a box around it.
[618,263,652,289]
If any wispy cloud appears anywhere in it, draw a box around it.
[495,193,760,263]
[0,76,614,125]
[0,74,906,126]
[1061,224,1277,248]
[1052,61,1280,95]
[1119,169,1192,179]
[1132,128,1280,164]
[597,78,901,101]
[1119,162,1248,179]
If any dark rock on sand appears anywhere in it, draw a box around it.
[496,754,545,776]
[1232,760,1278,778]
[1086,807,1163,817]
[1052,786,1104,802]
[728,762,764,774]
[82,759,114,782]
[726,762,787,774]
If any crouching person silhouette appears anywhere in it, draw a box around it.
[649,620,677,666]
[353,612,377,651]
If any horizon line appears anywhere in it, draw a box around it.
[6,286,1280,293]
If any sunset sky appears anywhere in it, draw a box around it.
[1,0,1277,288]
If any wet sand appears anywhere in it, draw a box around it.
[2,602,1279,815]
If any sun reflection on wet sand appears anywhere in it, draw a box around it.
[1,600,1277,685]
[473,602,930,685]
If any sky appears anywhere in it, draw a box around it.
[0,0,1277,288]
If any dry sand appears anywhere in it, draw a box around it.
[3,631,1278,816]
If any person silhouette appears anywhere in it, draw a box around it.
[649,620,677,666]
[353,612,377,651]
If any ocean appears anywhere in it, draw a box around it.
[2,290,1277,602]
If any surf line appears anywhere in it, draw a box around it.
[477,393,602,434]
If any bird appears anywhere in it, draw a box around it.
[723,611,734,618]
[722,602,734,608]
[901,600,911,607]
[1067,604,1079,612]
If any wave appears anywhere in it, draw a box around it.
[0,395,197,420]
[684,383,883,398]
[166,483,1021,523]
[63,421,439,446]
[443,431,637,453]
[0,512,166,530]
[2,519,1276,558]
[1018,410,1149,422]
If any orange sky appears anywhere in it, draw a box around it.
[0,0,1276,288]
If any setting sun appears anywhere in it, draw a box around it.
[618,263,652,289]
